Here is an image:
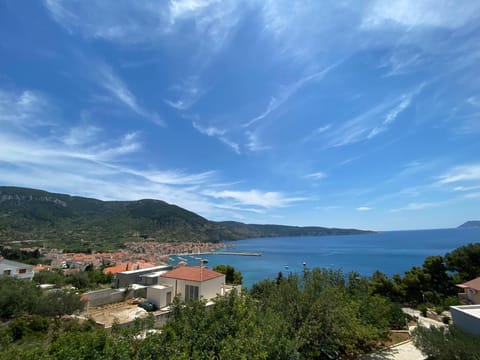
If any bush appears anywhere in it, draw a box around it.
[7,314,50,341]
[435,306,444,315]
[418,304,428,317]
[414,325,480,360]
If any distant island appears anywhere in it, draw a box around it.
[0,186,374,251]
[458,220,480,228]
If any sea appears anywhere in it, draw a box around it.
[170,227,480,288]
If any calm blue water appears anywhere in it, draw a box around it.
[172,228,480,288]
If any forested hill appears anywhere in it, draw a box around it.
[458,221,480,228]
[0,186,373,250]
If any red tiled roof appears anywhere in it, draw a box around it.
[161,266,223,282]
[457,277,480,291]
[103,262,157,274]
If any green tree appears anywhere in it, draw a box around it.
[369,270,404,301]
[445,243,480,283]
[213,264,243,285]
[66,271,91,290]
[33,269,66,286]
[0,276,41,319]
[37,290,85,317]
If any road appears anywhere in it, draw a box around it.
[361,307,446,359]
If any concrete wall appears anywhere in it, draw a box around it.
[451,305,480,335]
[84,288,127,307]
[466,288,480,304]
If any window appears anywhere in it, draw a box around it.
[19,269,27,274]
[185,285,199,301]
[166,291,172,305]
[3,269,11,276]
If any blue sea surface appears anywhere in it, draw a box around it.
[172,227,480,288]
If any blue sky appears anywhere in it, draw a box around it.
[0,0,479,231]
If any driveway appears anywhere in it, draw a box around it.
[361,340,425,360]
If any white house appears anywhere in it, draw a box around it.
[0,258,34,280]
[147,265,225,308]
[457,277,480,304]
[450,305,480,336]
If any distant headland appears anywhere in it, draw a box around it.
[458,220,480,228]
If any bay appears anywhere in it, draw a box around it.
[172,227,480,288]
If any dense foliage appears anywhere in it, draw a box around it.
[0,186,372,251]
[33,268,113,291]
[369,243,480,308]
[0,276,85,320]
[413,325,480,360]
[0,268,403,359]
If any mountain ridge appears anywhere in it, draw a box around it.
[0,186,374,251]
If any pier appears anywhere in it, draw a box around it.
[174,251,261,257]
[211,251,261,256]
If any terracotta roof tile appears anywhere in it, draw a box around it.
[103,262,158,274]
[161,266,223,282]
[457,277,480,291]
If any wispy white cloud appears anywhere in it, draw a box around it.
[205,189,305,208]
[390,201,441,212]
[63,125,101,146]
[356,206,372,211]
[0,89,54,128]
[165,76,206,111]
[44,0,244,53]
[96,64,164,126]
[192,121,240,154]
[453,185,480,192]
[362,0,480,29]
[243,64,338,128]
[261,1,364,65]
[192,122,225,137]
[304,172,327,180]
[463,192,480,199]
[301,124,331,143]
[324,87,420,148]
[246,131,270,152]
[438,164,480,184]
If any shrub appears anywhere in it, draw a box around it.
[435,306,444,315]
[443,296,459,309]
[418,304,428,317]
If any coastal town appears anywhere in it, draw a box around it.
[13,241,226,273]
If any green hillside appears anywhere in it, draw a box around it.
[0,186,373,251]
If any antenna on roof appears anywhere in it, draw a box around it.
[199,258,208,282]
